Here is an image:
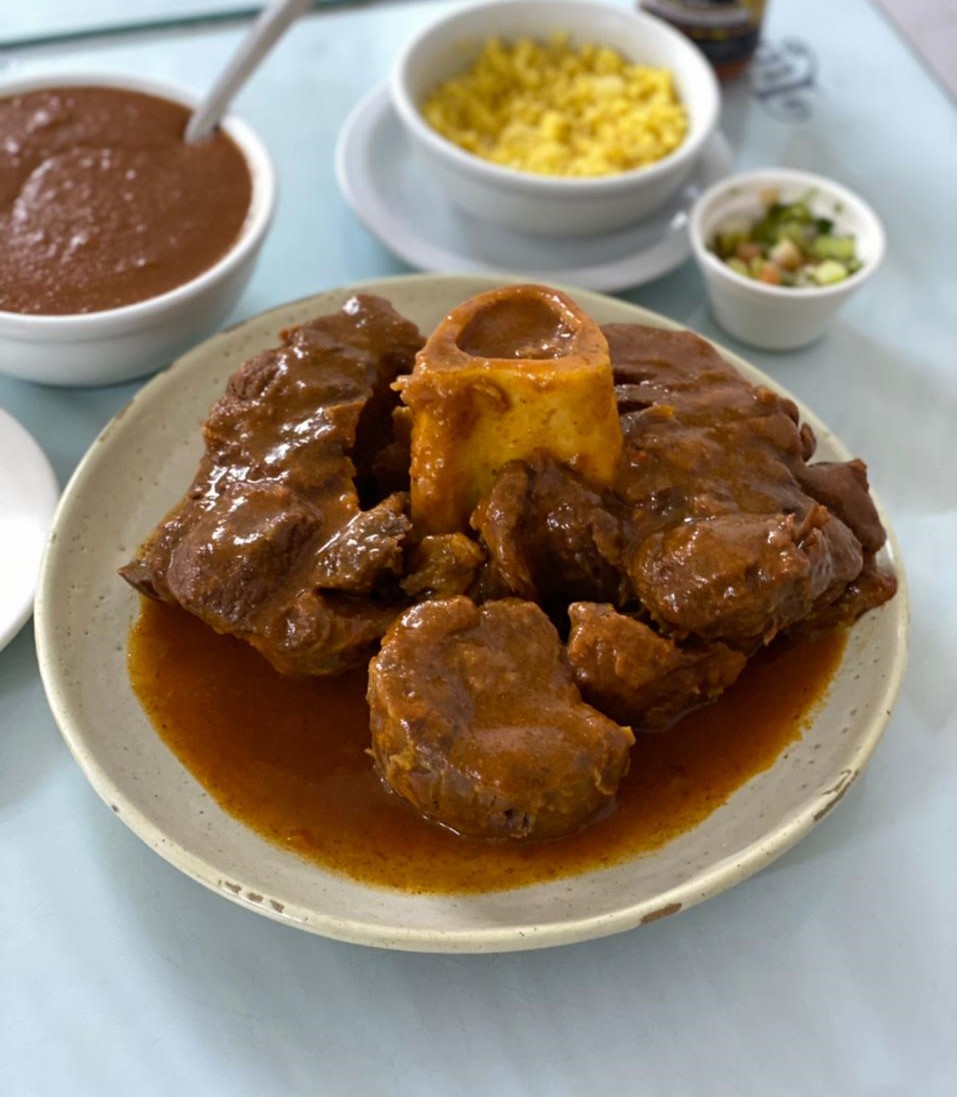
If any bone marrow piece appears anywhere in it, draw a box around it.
[397,284,623,534]
[368,597,634,839]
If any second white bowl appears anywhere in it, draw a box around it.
[391,0,720,237]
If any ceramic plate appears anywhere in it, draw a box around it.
[336,87,733,292]
[35,275,907,953]
[0,408,59,654]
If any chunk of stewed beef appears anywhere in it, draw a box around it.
[566,602,747,730]
[470,454,629,607]
[605,322,895,643]
[368,597,634,839]
[120,294,424,675]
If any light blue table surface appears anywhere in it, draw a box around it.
[2,2,955,1094]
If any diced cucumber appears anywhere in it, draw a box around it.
[709,191,862,289]
[715,230,745,258]
[781,200,813,223]
[810,235,856,261]
[749,218,777,246]
[813,260,849,285]
[777,220,815,248]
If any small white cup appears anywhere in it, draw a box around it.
[689,168,885,351]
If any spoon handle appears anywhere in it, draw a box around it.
[185,0,313,143]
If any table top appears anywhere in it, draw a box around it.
[2,2,955,1094]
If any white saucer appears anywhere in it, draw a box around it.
[336,86,734,293]
[0,408,59,653]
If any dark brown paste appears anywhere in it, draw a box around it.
[0,86,253,315]
[128,597,847,895]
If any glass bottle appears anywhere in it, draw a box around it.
[640,1,768,79]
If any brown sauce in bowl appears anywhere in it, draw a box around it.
[0,86,252,315]
[128,598,847,895]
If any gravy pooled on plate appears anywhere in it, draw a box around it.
[129,596,847,894]
[0,86,252,315]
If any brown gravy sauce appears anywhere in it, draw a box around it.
[0,86,252,315]
[129,598,847,895]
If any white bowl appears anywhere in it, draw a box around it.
[689,168,885,351]
[0,73,276,387]
[391,0,720,237]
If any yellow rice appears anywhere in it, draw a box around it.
[421,33,688,178]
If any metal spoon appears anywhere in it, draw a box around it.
[185,0,313,143]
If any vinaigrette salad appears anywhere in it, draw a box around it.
[710,190,862,288]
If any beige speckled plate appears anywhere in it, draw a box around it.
[34,275,908,953]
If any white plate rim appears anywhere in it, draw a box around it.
[335,86,734,293]
[0,407,59,653]
[35,274,909,953]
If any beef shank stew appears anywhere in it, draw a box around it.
[122,284,896,841]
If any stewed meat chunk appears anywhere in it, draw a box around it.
[629,507,864,646]
[470,454,628,607]
[400,533,486,599]
[368,597,634,839]
[120,294,424,675]
[605,322,895,643]
[566,602,747,730]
